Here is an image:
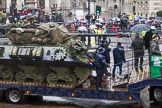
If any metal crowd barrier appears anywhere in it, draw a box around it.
[73,33,132,48]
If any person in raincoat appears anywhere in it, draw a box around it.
[131,33,145,72]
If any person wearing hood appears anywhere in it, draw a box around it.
[112,42,126,81]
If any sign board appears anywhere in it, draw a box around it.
[150,55,162,78]
[17,0,23,10]
[150,43,162,78]
[75,10,84,20]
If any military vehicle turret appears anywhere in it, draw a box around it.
[0,23,93,89]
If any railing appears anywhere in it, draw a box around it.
[110,54,150,88]
[73,33,131,48]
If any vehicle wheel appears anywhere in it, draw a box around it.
[5,89,24,103]
[153,88,162,102]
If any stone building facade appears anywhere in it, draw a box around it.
[2,0,162,19]
[124,0,162,19]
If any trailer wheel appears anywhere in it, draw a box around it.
[154,88,162,102]
[6,89,24,103]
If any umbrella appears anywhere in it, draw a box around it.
[80,20,87,23]
[95,23,103,26]
[22,5,29,10]
[130,24,151,33]
[89,24,97,30]
[96,18,104,23]
[112,17,120,21]
[78,26,88,32]
[135,16,141,21]
[139,19,146,22]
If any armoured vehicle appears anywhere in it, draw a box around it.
[0,23,93,89]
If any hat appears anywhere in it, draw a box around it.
[152,34,160,40]
[100,40,110,46]
[117,42,121,46]
[96,47,105,54]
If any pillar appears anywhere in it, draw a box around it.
[45,0,50,11]
[6,0,11,12]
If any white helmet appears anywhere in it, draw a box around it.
[16,28,24,33]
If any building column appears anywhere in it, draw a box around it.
[6,0,11,12]
[17,0,24,10]
[45,0,50,11]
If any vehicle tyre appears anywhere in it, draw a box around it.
[5,89,24,103]
[153,88,162,103]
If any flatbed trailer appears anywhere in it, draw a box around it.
[0,44,140,104]
[0,82,140,103]
[0,34,161,105]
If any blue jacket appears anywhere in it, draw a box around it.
[113,45,126,65]
[94,53,109,75]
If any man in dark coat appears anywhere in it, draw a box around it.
[131,33,145,72]
[143,27,157,53]
[96,39,111,64]
[112,42,126,81]
[94,47,110,90]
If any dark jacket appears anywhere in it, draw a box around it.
[150,40,161,55]
[94,53,109,75]
[96,45,111,64]
[113,45,126,65]
[144,30,153,49]
[131,37,145,57]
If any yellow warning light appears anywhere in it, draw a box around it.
[128,96,132,100]
[25,90,30,95]
[71,92,75,97]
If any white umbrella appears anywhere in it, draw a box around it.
[96,18,104,23]
[78,26,88,32]
[89,24,97,30]
[112,17,120,21]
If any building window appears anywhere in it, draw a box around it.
[0,0,1,5]
[141,13,142,16]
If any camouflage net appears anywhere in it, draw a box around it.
[7,23,76,45]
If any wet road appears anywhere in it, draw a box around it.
[0,90,161,108]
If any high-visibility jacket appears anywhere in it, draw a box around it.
[141,31,147,37]
[98,29,103,34]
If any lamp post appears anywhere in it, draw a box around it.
[88,0,90,15]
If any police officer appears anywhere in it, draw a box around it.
[94,47,110,90]
[96,39,111,64]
